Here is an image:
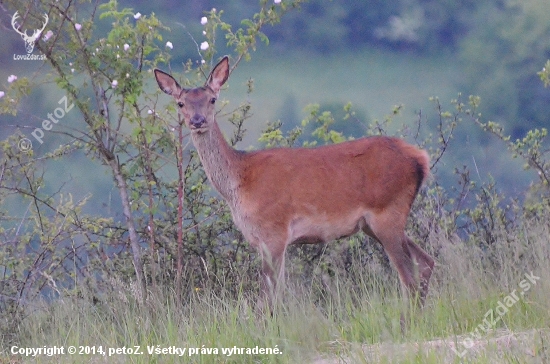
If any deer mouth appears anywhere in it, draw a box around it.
[190,125,208,133]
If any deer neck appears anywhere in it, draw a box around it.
[191,121,242,204]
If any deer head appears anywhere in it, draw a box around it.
[154,56,230,133]
[11,11,49,54]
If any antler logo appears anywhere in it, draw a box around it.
[11,11,49,54]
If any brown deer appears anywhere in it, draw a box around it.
[154,56,434,313]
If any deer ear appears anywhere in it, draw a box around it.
[206,56,230,93]
[154,69,182,96]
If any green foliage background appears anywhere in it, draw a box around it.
[0,0,549,361]
[118,0,550,139]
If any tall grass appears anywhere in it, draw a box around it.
[5,210,549,363]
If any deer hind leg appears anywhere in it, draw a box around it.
[405,237,434,306]
[363,215,420,305]
[366,224,421,331]
[384,235,419,302]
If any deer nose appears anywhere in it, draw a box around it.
[190,115,206,129]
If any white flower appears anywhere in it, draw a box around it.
[274,0,281,3]
[200,41,209,50]
[124,43,130,52]
[147,109,153,115]
[202,31,206,35]
[201,17,208,25]
[7,75,17,83]
[201,59,206,64]
[71,68,74,73]
[166,41,173,49]
[134,12,142,20]
[75,23,82,31]
[111,80,118,88]
[43,30,53,41]
[0,91,5,99]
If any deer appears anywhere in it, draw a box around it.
[154,56,434,318]
[11,11,49,54]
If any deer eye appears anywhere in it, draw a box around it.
[210,98,216,104]
[177,102,184,108]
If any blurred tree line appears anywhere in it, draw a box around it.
[135,0,480,51]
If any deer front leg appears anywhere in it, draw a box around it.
[258,242,287,314]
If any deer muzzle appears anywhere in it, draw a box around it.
[190,115,206,129]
